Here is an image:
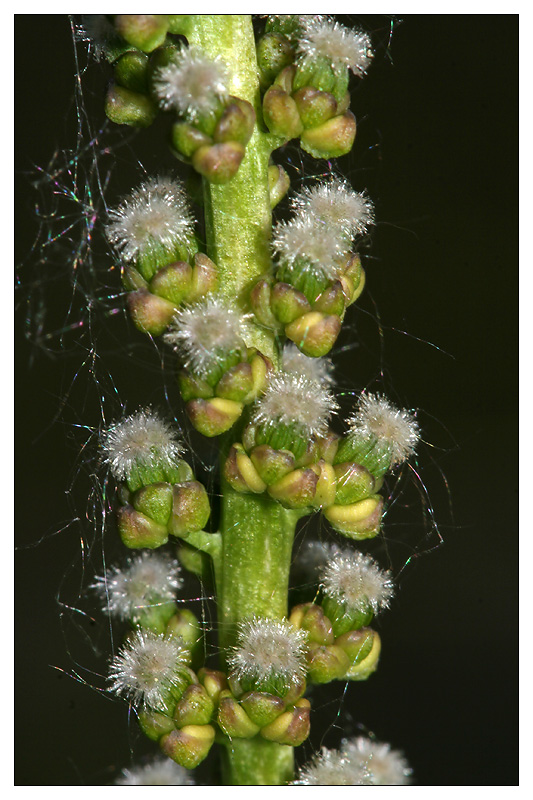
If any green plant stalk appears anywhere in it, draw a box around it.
[188,15,300,784]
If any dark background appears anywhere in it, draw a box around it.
[15,15,518,786]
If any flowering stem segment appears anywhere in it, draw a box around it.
[187,15,278,362]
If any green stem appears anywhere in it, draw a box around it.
[187,16,301,785]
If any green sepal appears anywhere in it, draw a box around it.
[213,97,256,146]
[114,51,150,92]
[249,444,296,486]
[217,691,260,738]
[321,593,374,637]
[126,458,192,494]
[240,691,286,728]
[117,505,168,549]
[306,643,350,684]
[114,14,169,53]
[168,481,211,538]
[133,600,177,635]
[334,433,393,478]
[171,121,213,160]
[160,724,216,769]
[173,684,215,727]
[335,627,374,666]
[333,462,376,505]
[105,84,158,128]
[254,421,308,461]
[300,111,357,160]
[149,261,193,305]
[292,87,338,130]
[293,58,350,104]
[276,260,330,303]
[257,32,295,88]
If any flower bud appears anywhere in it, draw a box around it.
[160,724,216,769]
[149,261,193,306]
[122,265,148,292]
[186,397,244,437]
[314,280,347,317]
[344,631,381,681]
[114,51,150,93]
[132,482,173,526]
[262,86,303,140]
[217,691,261,739]
[306,643,351,684]
[168,481,210,538]
[249,444,296,486]
[273,65,296,94]
[323,495,383,540]
[335,628,375,666]
[224,444,267,494]
[166,609,201,651]
[312,461,337,509]
[177,371,214,403]
[289,603,334,646]
[138,708,175,741]
[268,164,291,209]
[114,15,169,53]
[271,282,312,324]
[192,142,245,184]
[316,432,340,463]
[105,84,158,128]
[300,111,357,160]
[127,288,176,336]
[188,253,218,301]
[257,32,295,88]
[267,467,319,509]
[333,462,376,505]
[260,698,311,746]
[249,278,279,329]
[240,691,287,728]
[173,684,215,727]
[285,311,342,358]
[197,668,229,705]
[171,121,212,159]
[293,87,338,130]
[117,505,168,549]
[213,98,256,145]
[321,594,373,637]
[215,362,254,402]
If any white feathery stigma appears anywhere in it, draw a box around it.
[272,215,349,280]
[281,342,334,386]
[298,17,373,77]
[320,550,394,615]
[101,409,183,483]
[348,392,420,466]
[292,178,375,242]
[252,372,338,438]
[108,628,189,709]
[292,540,341,581]
[105,176,194,264]
[116,757,194,785]
[229,617,308,689]
[154,45,229,121]
[92,552,182,621]
[341,737,413,785]
[292,746,372,785]
[164,297,246,377]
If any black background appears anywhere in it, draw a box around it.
[15,15,518,786]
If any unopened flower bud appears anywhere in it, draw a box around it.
[323,495,383,540]
[217,690,261,738]
[260,698,311,746]
[149,261,193,306]
[263,86,303,140]
[335,627,374,666]
[306,642,351,684]
[285,311,342,358]
[224,444,267,494]
[115,15,169,53]
[186,397,244,437]
[132,482,174,526]
[160,724,216,769]
[117,505,169,549]
[165,609,201,651]
[168,481,210,538]
[197,668,229,705]
[138,708,175,741]
[188,253,218,301]
[293,87,338,129]
[344,631,381,681]
[127,288,176,336]
[105,83,158,128]
[240,691,287,728]
[271,282,312,324]
[173,684,215,727]
[249,444,296,486]
[268,467,319,509]
[215,362,254,402]
[333,462,376,505]
[314,280,347,316]
[289,603,334,646]
[249,278,279,329]
[268,164,291,209]
[192,142,245,184]
[213,97,256,145]
[312,461,337,509]
[300,111,357,160]
[257,32,295,88]
[114,51,150,93]
[177,371,214,403]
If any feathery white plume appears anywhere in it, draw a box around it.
[252,371,338,439]
[116,757,194,785]
[229,617,308,690]
[341,736,413,785]
[298,17,373,77]
[291,178,375,242]
[281,343,334,386]
[320,550,394,615]
[348,393,420,467]
[154,45,229,121]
